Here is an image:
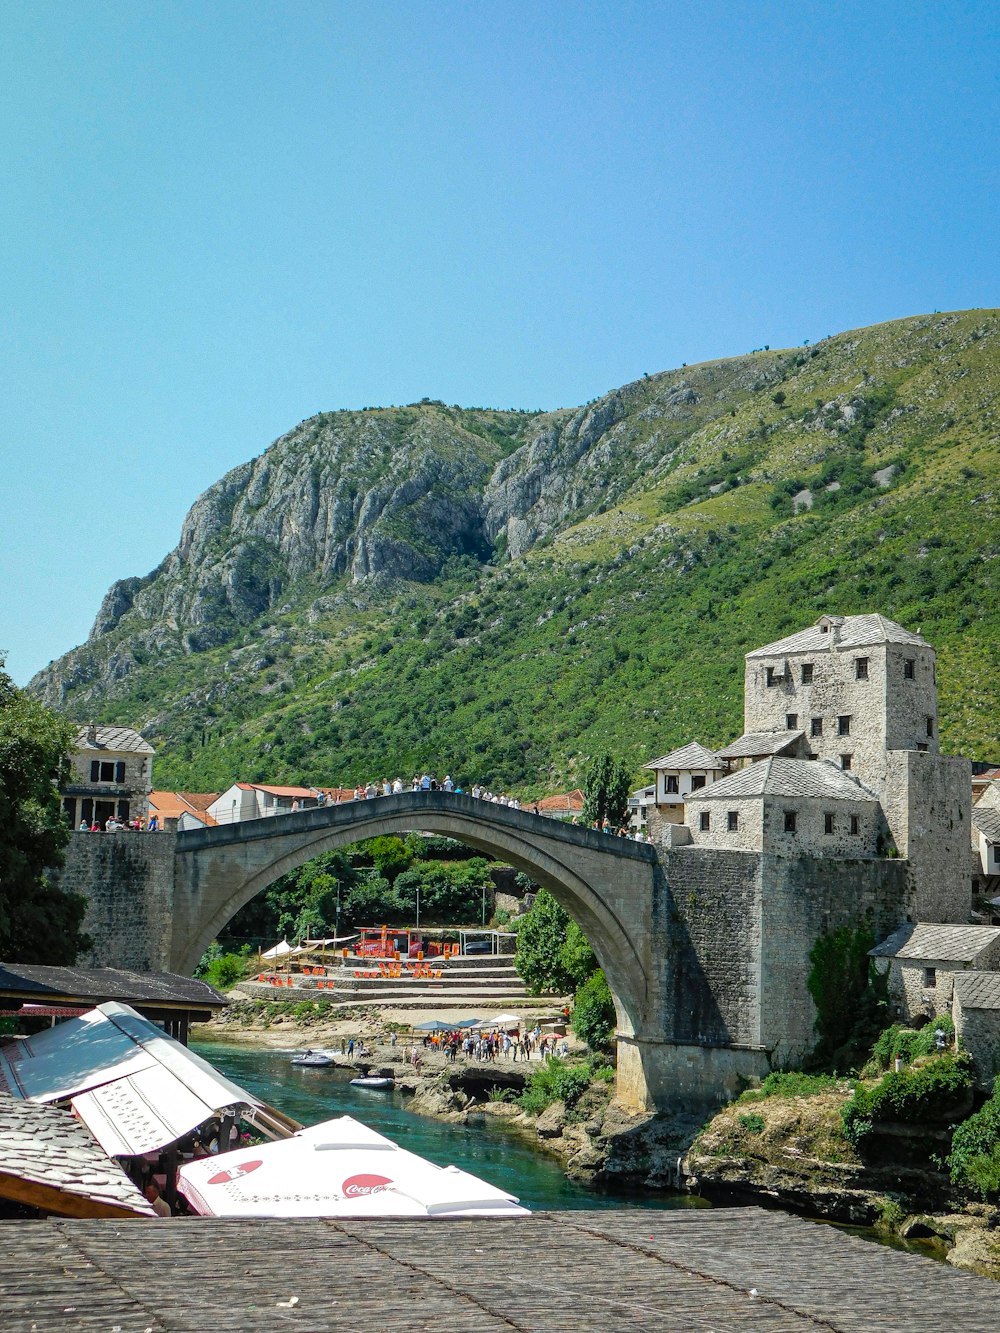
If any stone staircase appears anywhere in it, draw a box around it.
[238,950,566,1014]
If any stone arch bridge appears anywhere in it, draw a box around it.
[61,791,910,1109]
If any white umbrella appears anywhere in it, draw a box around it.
[487,1013,522,1028]
[176,1115,528,1219]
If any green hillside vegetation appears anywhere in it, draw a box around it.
[30,310,1000,794]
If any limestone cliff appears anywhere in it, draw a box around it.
[26,309,1000,793]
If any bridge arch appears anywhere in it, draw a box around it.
[172,793,659,1043]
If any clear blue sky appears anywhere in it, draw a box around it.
[2,1,997,684]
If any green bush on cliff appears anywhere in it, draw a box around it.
[949,1075,1000,1199]
[741,1071,847,1102]
[841,1052,973,1147]
[518,1058,595,1117]
[864,1015,956,1075]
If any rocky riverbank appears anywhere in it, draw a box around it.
[195,1003,1000,1278]
[194,1001,702,1189]
[682,1085,1000,1279]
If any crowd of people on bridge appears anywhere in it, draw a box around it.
[341,775,526,807]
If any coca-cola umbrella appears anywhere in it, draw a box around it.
[176,1114,528,1219]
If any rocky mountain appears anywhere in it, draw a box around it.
[28,310,1000,792]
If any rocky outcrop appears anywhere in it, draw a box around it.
[26,365,739,709]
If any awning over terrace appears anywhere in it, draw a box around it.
[0,1002,294,1156]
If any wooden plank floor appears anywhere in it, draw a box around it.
[0,1208,996,1332]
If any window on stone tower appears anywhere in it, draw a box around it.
[801,663,814,684]
[811,717,823,737]
[841,754,852,770]
[923,967,936,989]
[904,658,915,679]
[824,812,835,835]
[786,713,798,729]
[850,814,860,834]
[926,716,934,737]
[855,657,869,680]
[699,811,710,832]
[727,811,739,832]
[838,715,852,736]
[784,810,797,833]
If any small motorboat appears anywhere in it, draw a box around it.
[349,1076,393,1089]
[291,1050,335,1068]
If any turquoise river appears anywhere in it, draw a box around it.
[192,1039,706,1212]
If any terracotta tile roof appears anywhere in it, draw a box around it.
[178,791,219,811]
[149,791,219,827]
[644,742,723,770]
[870,922,1000,963]
[747,614,927,659]
[250,784,316,798]
[693,757,876,802]
[535,789,585,814]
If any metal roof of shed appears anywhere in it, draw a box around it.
[0,1003,265,1156]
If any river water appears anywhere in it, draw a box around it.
[192,1039,708,1212]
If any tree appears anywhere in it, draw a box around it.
[361,836,413,882]
[559,919,597,986]
[515,887,572,993]
[571,970,616,1050]
[0,661,88,963]
[581,751,632,829]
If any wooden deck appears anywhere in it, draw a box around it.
[1,1207,996,1331]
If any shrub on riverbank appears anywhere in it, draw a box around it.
[841,1052,973,1147]
[863,1016,955,1076]
[739,1071,850,1102]
[518,1056,612,1120]
[949,1076,1000,1199]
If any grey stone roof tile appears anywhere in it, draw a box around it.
[870,922,1000,962]
[0,1093,155,1215]
[74,725,154,754]
[644,741,723,770]
[716,730,804,760]
[972,807,1000,842]
[693,757,876,802]
[0,963,226,1008]
[954,971,1000,1011]
[747,614,927,659]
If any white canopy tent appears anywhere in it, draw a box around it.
[177,1114,529,1219]
[260,939,299,960]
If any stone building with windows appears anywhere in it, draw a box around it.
[637,613,977,1090]
[643,742,726,824]
[647,613,971,922]
[62,724,154,830]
